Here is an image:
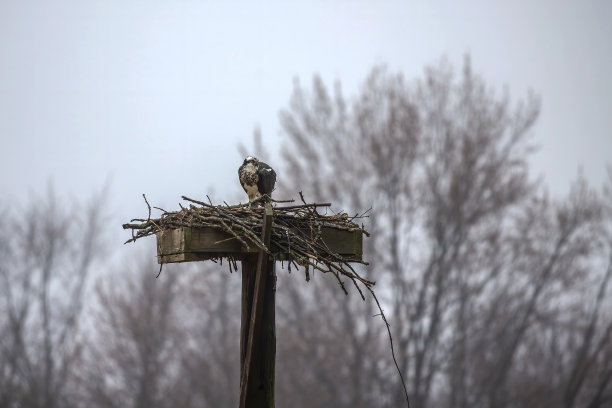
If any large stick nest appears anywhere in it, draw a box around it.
[122,194,373,296]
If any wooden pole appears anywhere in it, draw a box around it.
[239,203,275,408]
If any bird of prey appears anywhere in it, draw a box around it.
[238,156,277,202]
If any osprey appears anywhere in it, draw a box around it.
[238,156,277,202]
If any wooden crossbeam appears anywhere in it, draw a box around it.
[155,225,362,263]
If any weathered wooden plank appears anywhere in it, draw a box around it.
[318,228,363,259]
[156,225,363,264]
[190,228,259,253]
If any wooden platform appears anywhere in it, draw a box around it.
[156,226,363,263]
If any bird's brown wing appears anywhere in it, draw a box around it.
[257,162,276,196]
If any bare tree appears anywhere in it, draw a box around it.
[177,262,241,408]
[465,176,608,407]
[0,187,106,408]
[75,256,190,408]
[275,56,612,407]
[73,254,242,408]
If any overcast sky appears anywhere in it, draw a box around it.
[1,0,611,251]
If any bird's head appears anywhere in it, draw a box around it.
[243,156,259,165]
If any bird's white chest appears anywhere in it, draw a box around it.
[239,163,260,200]
[243,183,260,200]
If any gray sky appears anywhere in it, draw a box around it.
[1,0,611,249]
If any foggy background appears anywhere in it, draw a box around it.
[2,1,611,216]
[1,1,611,407]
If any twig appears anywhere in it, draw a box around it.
[274,203,332,211]
[368,287,410,407]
